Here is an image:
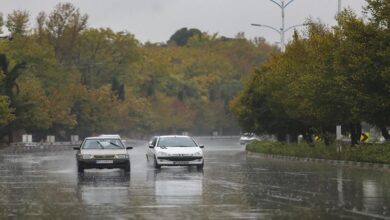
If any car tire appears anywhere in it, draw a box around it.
[154,157,161,169]
[123,161,131,173]
[77,163,84,173]
[197,162,204,170]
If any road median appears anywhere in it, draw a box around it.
[246,141,390,169]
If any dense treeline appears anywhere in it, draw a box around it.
[0,3,277,142]
[231,0,390,146]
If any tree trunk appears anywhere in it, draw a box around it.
[303,128,314,146]
[276,133,286,142]
[323,132,331,146]
[380,126,390,140]
[350,123,357,147]
[356,123,362,143]
[290,133,298,143]
[350,123,362,147]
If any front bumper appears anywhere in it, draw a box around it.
[77,158,130,169]
[156,156,203,166]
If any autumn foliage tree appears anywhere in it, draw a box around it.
[231,1,390,145]
[0,3,277,142]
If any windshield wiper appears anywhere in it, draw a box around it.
[159,145,167,149]
[109,142,122,148]
[96,141,104,149]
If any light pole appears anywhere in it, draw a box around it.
[251,0,299,52]
[338,0,342,14]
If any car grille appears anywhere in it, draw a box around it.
[94,155,115,159]
[158,156,202,161]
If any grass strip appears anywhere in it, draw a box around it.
[246,141,390,164]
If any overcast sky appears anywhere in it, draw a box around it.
[1,0,367,44]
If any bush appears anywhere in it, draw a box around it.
[246,141,390,164]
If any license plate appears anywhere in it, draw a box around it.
[174,161,189,165]
[96,160,113,164]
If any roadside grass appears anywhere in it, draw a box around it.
[246,141,390,164]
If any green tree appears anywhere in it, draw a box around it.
[77,28,141,88]
[337,6,390,140]
[169,27,202,46]
[0,54,26,141]
[45,3,88,64]
[6,10,30,37]
[0,96,14,126]
[0,13,4,34]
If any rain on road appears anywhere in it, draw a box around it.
[0,138,389,219]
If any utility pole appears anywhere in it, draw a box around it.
[252,0,304,52]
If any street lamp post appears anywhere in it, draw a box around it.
[251,0,298,52]
[338,0,342,14]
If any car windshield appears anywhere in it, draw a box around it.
[82,138,124,149]
[157,137,197,148]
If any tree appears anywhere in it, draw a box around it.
[365,0,390,28]
[0,54,26,141]
[77,28,141,88]
[0,13,4,34]
[6,10,30,37]
[0,96,14,127]
[45,3,88,63]
[337,6,390,140]
[35,12,47,41]
[169,28,202,46]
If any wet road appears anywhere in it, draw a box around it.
[0,138,390,219]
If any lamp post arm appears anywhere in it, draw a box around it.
[284,24,307,33]
[251,24,281,34]
[284,0,295,8]
[269,0,282,8]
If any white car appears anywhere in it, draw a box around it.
[239,133,260,145]
[146,135,204,169]
[74,136,133,173]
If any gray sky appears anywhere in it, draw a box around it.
[1,0,367,44]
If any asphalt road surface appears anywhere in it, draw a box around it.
[0,138,389,219]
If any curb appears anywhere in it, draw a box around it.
[247,151,390,170]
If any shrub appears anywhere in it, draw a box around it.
[247,141,390,164]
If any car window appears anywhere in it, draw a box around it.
[82,139,124,149]
[151,137,157,146]
[157,137,197,147]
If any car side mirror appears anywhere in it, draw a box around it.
[199,145,204,149]
[149,145,155,148]
[126,146,133,150]
[73,147,80,150]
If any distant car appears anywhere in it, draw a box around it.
[239,133,260,145]
[73,136,133,173]
[146,135,204,169]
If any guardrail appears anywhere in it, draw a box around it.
[10,141,82,148]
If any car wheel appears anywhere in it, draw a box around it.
[154,157,161,169]
[77,163,84,173]
[197,162,204,170]
[123,164,130,173]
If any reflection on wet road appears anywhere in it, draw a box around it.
[1,138,390,219]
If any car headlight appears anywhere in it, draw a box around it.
[82,154,94,159]
[193,152,202,156]
[158,152,169,156]
[115,154,129,159]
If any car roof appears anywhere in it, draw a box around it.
[85,136,121,140]
[99,134,121,138]
[157,135,191,138]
